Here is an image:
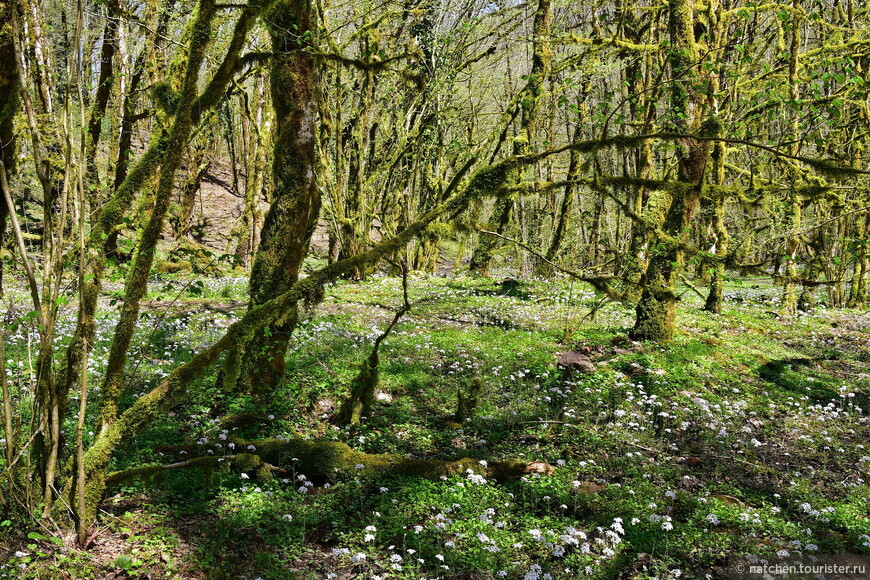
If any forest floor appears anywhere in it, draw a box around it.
[1,269,869,579]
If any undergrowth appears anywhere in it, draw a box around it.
[1,273,868,579]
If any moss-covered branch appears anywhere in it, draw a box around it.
[107,438,554,488]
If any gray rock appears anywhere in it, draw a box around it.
[557,351,596,373]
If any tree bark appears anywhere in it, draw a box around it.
[220,0,321,395]
[631,0,709,341]
[0,0,19,295]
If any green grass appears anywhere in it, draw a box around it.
[2,274,869,579]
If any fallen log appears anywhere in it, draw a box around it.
[107,438,554,489]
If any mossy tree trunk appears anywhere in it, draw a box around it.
[798,224,826,311]
[780,193,802,316]
[94,0,220,441]
[83,0,120,213]
[779,0,803,318]
[630,0,710,341]
[175,135,213,238]
[619,16,659,301]
[847,210,869,308]
[702,192,728,314]
[0,0,19,296]
[231,73,269,268]
[337,59,375,280]
[702,4,729,314]
[220,0,321,395]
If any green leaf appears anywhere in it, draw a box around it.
[115,554,134,570]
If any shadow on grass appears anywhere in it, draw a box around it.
[757,357,839,403]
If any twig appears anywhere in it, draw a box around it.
[627,442,659,454]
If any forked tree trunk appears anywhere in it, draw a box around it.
[220,0,321,395]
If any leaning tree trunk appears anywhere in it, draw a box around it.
[631,0,710,341]
[220,0,321,395]
[94,0,219,441]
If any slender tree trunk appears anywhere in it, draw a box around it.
[85,0,120,198]
[542,121,582,271]
[703,193,728,313]
[780,0,803,317]
[12,0,72,513]
[701,0,729,313]
[0,0,19,295]
[232,75,269,268]
[470,0,551,275]
[176,141,211,236]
